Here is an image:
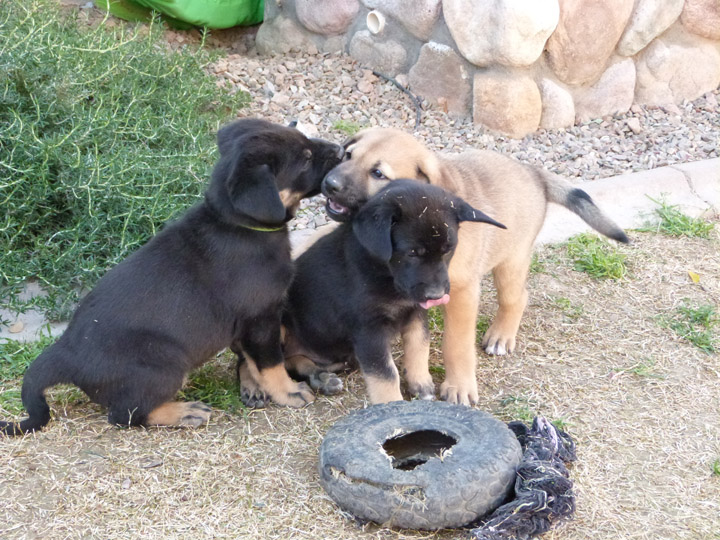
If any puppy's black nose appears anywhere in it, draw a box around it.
[323,173,343,196]
[424,284,449,300]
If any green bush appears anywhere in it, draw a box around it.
[0,1,246,319]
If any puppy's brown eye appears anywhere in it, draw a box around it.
[370,168,386,180]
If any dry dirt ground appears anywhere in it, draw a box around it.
[1,224,719,540]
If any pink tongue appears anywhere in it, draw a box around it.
[419,294,450,310]
[328,199,349,214]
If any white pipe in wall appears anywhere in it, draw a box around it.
[367,10,386,35]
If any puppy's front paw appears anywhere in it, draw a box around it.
[273,381,315,407]
[309,371,344,395]
[406,376,436,401]
[439,379,478,406]
[241,385,268,409]
[255,365,316,407]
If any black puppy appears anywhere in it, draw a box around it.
[0,118,342,436]
[280,180,506,404]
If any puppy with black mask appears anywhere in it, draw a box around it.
[281,179,506,404]
[1,119,343,436]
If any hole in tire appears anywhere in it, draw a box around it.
[382,430,457,471]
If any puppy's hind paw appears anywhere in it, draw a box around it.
[146,401,212,427]
[484,341,508,356]
[309,371,344,395]
[481,331,516,356]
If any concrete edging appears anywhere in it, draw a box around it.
[537,158,719,244]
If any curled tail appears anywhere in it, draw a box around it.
[540,170,629,243]
[0,348,64,436]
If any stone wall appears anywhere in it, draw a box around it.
[256,0,720,138]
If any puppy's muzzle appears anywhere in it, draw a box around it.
[422,284,450,302]
[322,172,354,221]
[322,172,344,197]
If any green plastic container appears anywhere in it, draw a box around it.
[99,0,264,29]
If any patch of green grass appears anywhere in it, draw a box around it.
[0,1,245,319]
[530,253,545,274]
[428,365,445,375]
[178,353,246,414]
[332,120,363,137]
[712,458,720,476]
[426,307,445,350]
[475,314,492,342]
[427,307,444,333]
[0,335,57,413]
[47,384,88,408]
[426,307,492,348]
[551,418,571,431]
[552,296,584,320]
[659,301,718,354]
[612,358,665,379]
[496,395,537,423]
[496,394,569,430]
[639,199,715,238]
[0,336,56,380]
[565,233,628,280]
[0,390,23,415]
[677,303,718,327]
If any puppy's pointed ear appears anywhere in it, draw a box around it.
[227,163,286,225]
[352,200,396,261]
[453,197,507,229]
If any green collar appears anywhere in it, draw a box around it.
[239,223,286,232]
[203,198,286,232]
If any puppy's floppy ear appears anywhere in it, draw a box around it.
[217,118,274,156]
[342,136,356,148]
[452,196,507,229]
[352,198,396,261]
[342,128,366,154]
[226,163,286,225]
[217,120,253,156]
[416,151,444,184]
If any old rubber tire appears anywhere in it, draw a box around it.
[318,400,522,530]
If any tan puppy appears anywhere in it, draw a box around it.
[320,128,628,406]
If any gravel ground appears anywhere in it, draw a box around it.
[164,27,720,231]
